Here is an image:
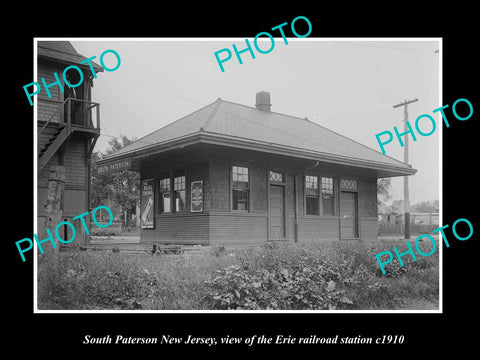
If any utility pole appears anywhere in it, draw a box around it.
[393,98,418,240]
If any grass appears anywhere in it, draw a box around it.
[37,240,439,310]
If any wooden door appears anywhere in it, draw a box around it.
[340,191,358,238]
[269,185,285,240]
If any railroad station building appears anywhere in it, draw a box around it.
[97,91,416,245]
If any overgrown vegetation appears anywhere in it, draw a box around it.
[37,241,439,310]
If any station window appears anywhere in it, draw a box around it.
[232,166,249,211]
[305,175,319,215]
[340,178,357,190]
[174,170,186,212]
[321,177,334,215]
[159,176,171,213]
[269,170,284,183]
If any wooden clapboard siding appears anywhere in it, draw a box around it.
[298,216,340,241]
[287,216,296,240]
[37,187,48,217]
[38,100,61,123]
[358,178,377,218]
[63,189,86,216]
[141,212,269,245]
[38,134,88,208]
[269,185,285,240]
[284,173,297,241]
[209,213,268,244]
[296,173,305,216]
[37,61,63,101]
[63,135,89,247]
[37,60,63,124]
[208,159,230,212]
[359,217,378,240]
[63,135,87,187]
[37,123,61,152]
[251,163,267,213]
[286,173,296,217]
[37,155,59,189]
[140,213,209,245]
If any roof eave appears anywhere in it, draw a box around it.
[98,132,416,177]
[38,53,104,72]
[199,133,417,177]
[96,132,202,167]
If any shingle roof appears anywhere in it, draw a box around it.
[38,41,103,72]
[100,97,416,176]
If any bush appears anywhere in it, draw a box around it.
[37,240,439,310]
[203,241,439,310]
[37,250,236,310]
[205,263,355,310]
[203,244,356,310]
[37,252,154,309]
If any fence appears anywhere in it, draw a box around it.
[378,223,438,236]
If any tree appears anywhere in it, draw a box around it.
[377,177,392,209]
[91,135,140,227]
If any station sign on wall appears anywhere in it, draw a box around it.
[97,158,131,175]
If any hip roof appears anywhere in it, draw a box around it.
[99,97,416,177]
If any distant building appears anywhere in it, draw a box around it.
[395,212,439,227]
[378,213,398,226]
[411,200,439,213]
[390,200,405,214]
[98,91,416,245]
[388,199,439,214]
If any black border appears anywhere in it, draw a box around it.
[7,5,478,356]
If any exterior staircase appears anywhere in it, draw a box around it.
[38,124,70,171]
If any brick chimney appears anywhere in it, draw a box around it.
[255,91,271,112]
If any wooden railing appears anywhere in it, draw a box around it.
[64,98,100,130]
[38,98,100,171]
[38,98,100,135]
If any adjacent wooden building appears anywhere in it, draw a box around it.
[37,41,103,246]
[98,91,416,245]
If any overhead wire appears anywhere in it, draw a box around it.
[329,41,438,53]
[92,56,434,165]
[110,72,207,107]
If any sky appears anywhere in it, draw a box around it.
[70,38,441,206]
